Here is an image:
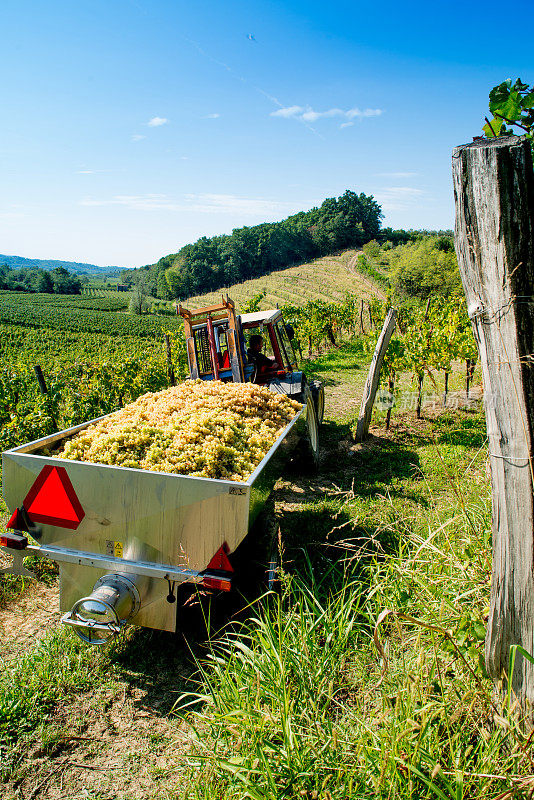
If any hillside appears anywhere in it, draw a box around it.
[0,254,122,276]
[131,189,383,301]
[180,248,385,310]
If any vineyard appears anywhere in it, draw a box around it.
[0,291,181,338]
[0,233,479,461]
[183,249,382,309]
[0,249,380,457]
[0,273,477,464]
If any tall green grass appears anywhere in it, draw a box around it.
[175,419,532,799]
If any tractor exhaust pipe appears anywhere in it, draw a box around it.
[61,573,142,645]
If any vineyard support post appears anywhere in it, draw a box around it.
[33,364,58,429]
[466,359,475,399]
[385,373,395,431]
[416,299,432,419]
[354,308,397,443]
[452,135,534,715]
[33,365,48,395]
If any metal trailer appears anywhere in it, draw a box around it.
[1,398,315,645]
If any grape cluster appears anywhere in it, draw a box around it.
[58,380,301,481]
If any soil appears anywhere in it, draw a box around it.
[6,687,192,800]
[0,582,61,661]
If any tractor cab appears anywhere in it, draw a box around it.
[240,308,298,384]
[177,296,324,421]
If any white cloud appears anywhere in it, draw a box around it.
[203,113,220,119]
[271,105,383,123]
[76,170,95,174]
[374,186,425,212]
[0,210,26,221]
[79,193,299,216]
[184,193,297,215]
[379,187,424,195]
[271,105,305,119]
[147,117,168,127]
[81,194,173,211]
[131,134,146,142]
[340,122,354,129]
[376,171,419,178]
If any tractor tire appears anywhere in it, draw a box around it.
[294,385,320,472]
[310,380,325,426]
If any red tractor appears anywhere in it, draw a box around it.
[178,296,324,463]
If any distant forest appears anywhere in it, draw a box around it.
[0,254,120,276]
[123,189,402,300]
[0,264,82,294]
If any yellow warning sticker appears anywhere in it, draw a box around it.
[105,540,123,558]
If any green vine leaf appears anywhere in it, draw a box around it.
[484,78,534,160]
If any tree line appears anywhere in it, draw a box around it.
[122,189,388,301]
[0,264,82,294]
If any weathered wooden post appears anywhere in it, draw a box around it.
[33,364,58,429]
[452,135,534,713]
[354,308,397,442]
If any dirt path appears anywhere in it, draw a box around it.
[1,577,199,800]
[6,687,192,800]
[0,581,61,661]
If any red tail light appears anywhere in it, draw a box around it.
[1,532,28,550]
[202,576,232,592]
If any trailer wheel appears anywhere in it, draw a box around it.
[310,380,325,426]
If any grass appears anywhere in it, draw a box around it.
[176,405,508,799]
[1,341,524,800]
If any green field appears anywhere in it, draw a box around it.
[0,291,182,338]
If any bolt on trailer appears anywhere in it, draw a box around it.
[1,297,324,645]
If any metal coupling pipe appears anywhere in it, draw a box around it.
[61,573,142,645]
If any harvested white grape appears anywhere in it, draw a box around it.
[58,380,301,481]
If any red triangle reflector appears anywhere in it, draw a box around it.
[6,507,29,532]
[207,543,234,573]
[23,465,85,530]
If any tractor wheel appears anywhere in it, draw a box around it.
[310,380,325,426]
[295,385,320,472]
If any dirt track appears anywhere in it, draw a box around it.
[0,582,61,662]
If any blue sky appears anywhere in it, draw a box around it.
[2,0,533,267]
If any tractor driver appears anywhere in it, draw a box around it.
[247,334,279,375]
